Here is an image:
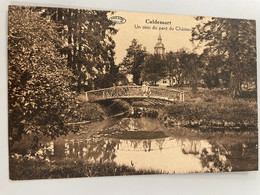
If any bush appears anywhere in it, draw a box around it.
[9,157,163,180]
[163,88,257,128]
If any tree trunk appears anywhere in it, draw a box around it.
[176,76,181,87]
[77,79,81,93]
[67,10,73,69]
[191,76,198,94]
[229,71,242,98]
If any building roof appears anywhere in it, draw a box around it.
[154,34,165,49]
[154,42,165,48]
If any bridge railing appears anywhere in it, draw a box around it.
[149,86,185,101]
[85,85,185,102]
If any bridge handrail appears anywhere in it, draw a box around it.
[149,86,186,93]
[85,85,186,102]
[85,85,140,93]
[85,85,186,93]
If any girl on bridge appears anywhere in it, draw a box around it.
[142,82,150,97]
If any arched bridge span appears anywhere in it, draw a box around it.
[85,85,185,102]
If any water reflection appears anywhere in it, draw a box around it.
[36,136,233,174]
[114,138,211,173]
[33,115,257,174]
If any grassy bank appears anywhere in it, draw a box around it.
[9,157,163,180]
[74,94,107,122]
[161,88,258,129]
[77,88,258,130]
[75,94,133,121]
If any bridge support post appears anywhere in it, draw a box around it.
[181,92,185,102]
[85,92,89,102]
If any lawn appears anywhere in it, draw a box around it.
[9,157,164,180]
[161,88,258,129]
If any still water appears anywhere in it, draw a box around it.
[35,115,258,174]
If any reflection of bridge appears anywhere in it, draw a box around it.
[85,85,185,102]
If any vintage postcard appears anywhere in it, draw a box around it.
[8,5,257,180]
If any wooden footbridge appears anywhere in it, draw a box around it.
[85,85,185,102]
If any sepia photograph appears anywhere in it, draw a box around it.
[8,5,258,180]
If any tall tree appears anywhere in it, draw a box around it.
[38,8,118,92]
[119,39,147,85]
[192,17,257,97]
[141,54,167,85]
[165,49,191,87]
[165,51,177,86]
[200,54,223,89]
[182,52,201,92]
[165,49,201,90]
[8,6,76,147]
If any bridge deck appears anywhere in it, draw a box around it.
[85,85,185,102]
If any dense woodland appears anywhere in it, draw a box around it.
[8,6,119,146]
[8,6,257,147]
[120,17,257,95]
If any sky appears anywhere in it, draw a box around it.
[111,11,210,64]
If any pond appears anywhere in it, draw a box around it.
[33,113,258,174]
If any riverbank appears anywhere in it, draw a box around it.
[73,94,107,122]
[9,89,258,180]
[76,88,258,131]
[160,88,257,130]
[9,156,163,180]
[75,94,132,122]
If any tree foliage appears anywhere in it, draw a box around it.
[181,52,201,92]
[38,7,118,91]
[192,17,257,97]
[165,50,201,91]
[200,54,224,89]
[165,51,177,86]
[8,6,77,146]
[119,39,147,85]
[141,54,167,85]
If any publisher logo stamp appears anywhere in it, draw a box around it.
[109,16,126,24]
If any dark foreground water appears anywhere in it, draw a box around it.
[31,116,258,174]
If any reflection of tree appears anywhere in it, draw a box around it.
[50,138,118,163]
[200,143,232,172]
[37,133,233,173]
[155,139,166,151]
[181,140,232,172]
[182,140,202,155]
[225,142,258,172]
[142,140,152,152]
[132,140,140,150]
